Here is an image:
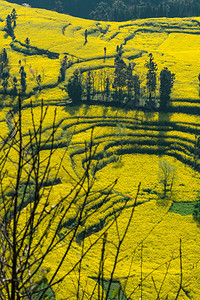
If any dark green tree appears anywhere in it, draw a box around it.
[5,14,14,38]
[55,0,63,13]
[12,76,18,95]
[159,67,175,110]
[11,8,17,27]
[105,76,110,101]
[36,74,42,90]
[25,37,30,46]
[86,70,92,101]
[84,29,88,44]
[126,63,134,102]
[19,66,26,93]
[58,55,68,82]
[90,2,110,21]
[67,70,83,103]
[113,56,127,102]
[145,53,157,106]
[111,0,129,22]
[2,48,8,66]
[116,44,123,58]
[0,49,9,80]
[133,74,140,106]
[0,63,3,78]
[104,46,107,62]
[1,71,10,94]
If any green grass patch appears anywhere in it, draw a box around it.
[169,201,200,216]
[90,277,128,300]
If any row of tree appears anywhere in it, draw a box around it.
[0,45,176,112]
[67,52,175,111]
[5,8,17,39]
[0,48,28,95]
[90,0,200,21]
[6,0,200,21]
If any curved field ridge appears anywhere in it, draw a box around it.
[12,104,200,240]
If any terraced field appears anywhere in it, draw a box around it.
[0,1,200,105]
[1,103,199,299]
[1,0,200,299]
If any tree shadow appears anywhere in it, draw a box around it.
[64,104,80,116]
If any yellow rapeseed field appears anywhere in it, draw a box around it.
[1,0,200,298]
[0,1,200,103]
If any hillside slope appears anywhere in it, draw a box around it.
[1,2,200,299]
[0,0,200,106]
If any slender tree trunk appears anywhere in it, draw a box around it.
[11,95,22,300]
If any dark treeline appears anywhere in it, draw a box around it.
[6,0,98,19]
[90,0,200,21]
[6,0,200,21]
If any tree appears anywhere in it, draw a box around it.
[159,67,175,110]
[5,14,14,38]
[133,74,140,106]
[0,48,8,80]
[0,63,3,79]
[4,9,17,38]
[158,159,176,198]
[113,56,127,102]
[126,63,134,102]
[90,2,110,21]
[55,0,63,13]
[20,67,26,93]
[0,49,10,93]
[12,76,18,95]
[90,0,130,22]
[85,70,92,101]
[67,69,83,103]
[25,37,30,46]
[104,46,107,62]
[145,53,157,107]
[104,76,110,101]
[2,48,8,66]
[111,0,129,22]
[11,8,17,27]
[58,55,68,82]
[19,66,26,93]
[36,74,42,90]
[84,29,88,44]
[1,70,10,94]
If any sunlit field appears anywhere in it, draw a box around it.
[1,0,200,298]
[0,1,200,104]
[2,102,200,298]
